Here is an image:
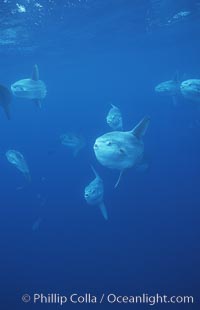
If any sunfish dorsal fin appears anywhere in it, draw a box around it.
[32,64,39,81]
[131,116,150,139]
[91,165,99,179]
[99,202,108,220]
[114,169,124,188]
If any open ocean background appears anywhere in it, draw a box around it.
[0,0,199,308]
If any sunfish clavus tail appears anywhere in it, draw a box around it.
[99,201,108,221]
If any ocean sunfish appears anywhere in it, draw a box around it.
[60,133,85,157]
[106,104,123,130]
[93,116,150,187]
[11,64,47,108]
[84,166,108,220]
[0,84,12,120]
[6,149,31,181]
[180,79,200,102]
[155,72,180,105]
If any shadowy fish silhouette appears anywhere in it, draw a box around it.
[0,84,12,120]
[60,133,85,157]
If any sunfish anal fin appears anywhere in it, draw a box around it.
[32,64,39,81]
[91,165,99,179]
[99,202,108,220]
[24,171,31,182]
[131,116,150,139]
[33,99,41,108]
[114,170,124,188]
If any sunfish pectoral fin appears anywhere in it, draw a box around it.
[32,64,39,81]
[114,170,124,188]
[131,116,150,139]
[99,202,108,220]
[33,99,41,108]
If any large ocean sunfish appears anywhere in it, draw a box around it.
[155,72,180,105]
[11,64,47,108]
[180,79,200,102]
[93,116,150,187]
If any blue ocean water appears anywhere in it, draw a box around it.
[0,0,200,309]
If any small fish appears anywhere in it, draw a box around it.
[84,166,108,221]
[94,116,150,187]
[106,104,123,130]
[60,133,85,157]
[0,84,12,120]
[11,64,47,108]
[155,72,180,105]
[6,150,31,181]
[180,79,200,102]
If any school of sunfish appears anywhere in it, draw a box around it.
[1,64,200,221]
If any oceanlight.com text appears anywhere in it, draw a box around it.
[21,292,194,306]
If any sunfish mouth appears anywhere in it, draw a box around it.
[93,143,98,150]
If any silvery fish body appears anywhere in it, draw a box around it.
[155,80,180,97]
[106,104,123,130]
[10,65,46,108]
[180,79,200,102]
[11,78,46,100]
[84,167,108,220]
[94,131,143,170]
[6,150,31,181]
[93,116,150,187]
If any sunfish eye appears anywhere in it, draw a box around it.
[106,141,112,146]
[16,86,25,91]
